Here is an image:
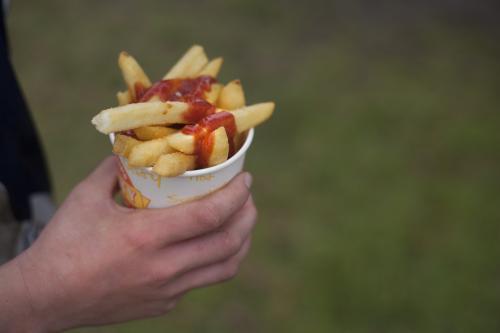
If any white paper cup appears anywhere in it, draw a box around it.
[109,129,254,208]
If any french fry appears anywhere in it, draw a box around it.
[117,90,131,106]
[205,83,223,104]
[207,127,229,167]
[167,102,274,154]
[118,52,152,100]
[217,80,246,148]
[218,79,246,110]
[163,45,208,79]
[167,131,196,154]
[128,136,175,167]
[216,80,247,150]
[198,57,223,78]
[153,152,196,177]
[112,134,140,158]
[233,102,274,132]
[133,126,177,140]
[92,101,190,134]
[186,51,209,78]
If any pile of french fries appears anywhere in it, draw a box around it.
[91,45,274,177]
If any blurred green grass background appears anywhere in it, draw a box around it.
[7,0,500,332]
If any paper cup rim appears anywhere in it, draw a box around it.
[109,128,254,177]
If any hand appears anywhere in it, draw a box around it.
[1,156,256,332]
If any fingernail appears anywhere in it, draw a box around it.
[244,173,253,188]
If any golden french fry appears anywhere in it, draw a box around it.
[128,136,175,167]
[216,83,257,150]
[163,45,208,79]
[167,131,196,154]
[205,83,223,104]
[117,90,131,106]
[186,51,209,78]
[198,57,223,78]
[207,127,229,167]
[133,126,177,141]
[167,102,274,154]
[92,101,190,134]
[118,52,152,101]
[233,102,274,132]
[218,79,246,110]
[153,152,196,177]
[112,134,140,158]
[226,77,257,145]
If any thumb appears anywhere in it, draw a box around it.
[83,155,119,199]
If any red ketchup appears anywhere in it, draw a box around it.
[182,112,237,168]
[137,76,217,123]
[127,76,237,169]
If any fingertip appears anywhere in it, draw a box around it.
[93,155,118,174]
[103,155,119,168]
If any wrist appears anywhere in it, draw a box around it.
[15,247,73,333]
[0,256,46,332]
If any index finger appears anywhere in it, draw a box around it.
[131,172,252,245]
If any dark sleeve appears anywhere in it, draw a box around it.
[0,4,52,221]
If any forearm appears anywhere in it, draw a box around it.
[0,257,43,333]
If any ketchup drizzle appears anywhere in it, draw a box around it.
[127,76,238,169]
[182,112,237,168]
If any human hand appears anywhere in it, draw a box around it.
[9,156,256,332]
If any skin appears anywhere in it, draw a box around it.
[0,156,257,333]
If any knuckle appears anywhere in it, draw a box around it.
[221,231,242,255]
[236,177,250,194]
[160,264,179,281]
[222,262,240,281]
[148,264,177,286]
[123,227,154,251]
[195,201,222,229]
[68,180,108,210]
